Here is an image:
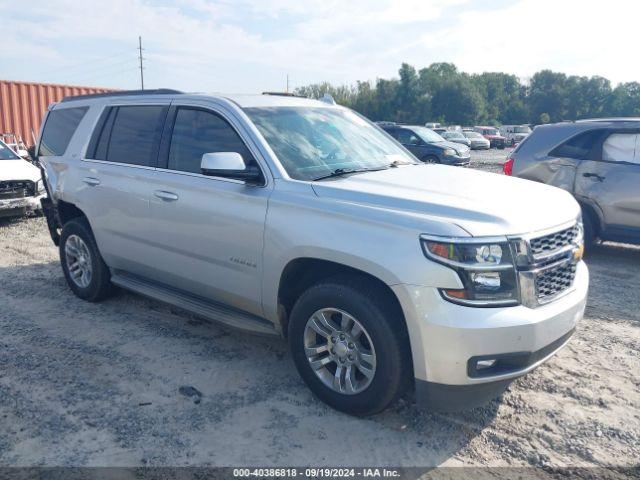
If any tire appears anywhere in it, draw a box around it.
[423,155,440,164]
[59,217,114,302]
[288,275,411,416]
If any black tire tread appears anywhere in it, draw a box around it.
[59,217,114,302]
[288,274,412,416]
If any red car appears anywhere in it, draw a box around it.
[474,126,506,149]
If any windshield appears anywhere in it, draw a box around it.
[483,128,499,136]
[464,131,482,139]
[443,131,464,139]
[245,107,417,181]
[0,141,19,160]
[405,126,444,144]
[514,126,531,134]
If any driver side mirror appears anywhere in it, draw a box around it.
[200,152,262,184]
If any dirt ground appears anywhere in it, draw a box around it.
[0,150,638,471]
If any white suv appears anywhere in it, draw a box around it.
[38,90,588,415]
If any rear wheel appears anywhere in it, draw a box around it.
[289,276,411,416]
[60,218,114,302]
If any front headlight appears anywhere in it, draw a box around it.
[421,236,519,307]
[36,179,46,193]
[443,148,457,156]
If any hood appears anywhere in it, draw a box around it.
[0,159,40,182]
[435,140,469,154]
[311,165,579,237]
[484,134,505,140]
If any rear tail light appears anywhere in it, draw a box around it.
[503,156,514,176]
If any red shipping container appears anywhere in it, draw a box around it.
[0,79,115,147]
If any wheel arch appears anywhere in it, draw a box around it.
[276,257,408,341]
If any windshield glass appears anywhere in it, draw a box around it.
[443,131,465,139]
[514,126,531,133]
[245,107,416,180]
[410,126,445,143]
[464,131,482,139]
[0,141,19,160]
[483,128,499,135]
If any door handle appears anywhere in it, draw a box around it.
[82,177,101,186]
[583,172,605,182]
[154,190,179,201]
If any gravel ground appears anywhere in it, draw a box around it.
[0,152,638,472]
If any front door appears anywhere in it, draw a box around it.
[146,104,271,317]
[575,131,640,242]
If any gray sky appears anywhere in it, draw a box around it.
[2,0,637,92]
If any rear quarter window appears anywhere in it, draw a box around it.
[38,107,89,156]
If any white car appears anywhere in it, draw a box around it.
[500,125,532,146]
[0,140,45,218]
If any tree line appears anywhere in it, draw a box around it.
[295,63,640,126]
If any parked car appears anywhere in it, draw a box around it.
[462,131,491,150]
[379,124,471,165]
[0,139,45,218]
[0,133,31,161]
[432,127,448,135]
[474,126,506,149]
[506,118,640,247]
[500,125,532,146]
[425,122,442,129]
[440,130,472,147]
[39,90,587,416]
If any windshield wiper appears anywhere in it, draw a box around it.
[312,166,389,181]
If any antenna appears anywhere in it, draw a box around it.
[138,36,145,90]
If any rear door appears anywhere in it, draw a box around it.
[76,103,168,275]
[144,103,271,317]
[575,130,640,241]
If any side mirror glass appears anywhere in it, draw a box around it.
[200,152,262,184]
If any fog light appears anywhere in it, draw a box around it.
[477,359,497,370]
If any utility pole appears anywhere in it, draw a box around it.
[138,36,145,90]
[286,74,289,93]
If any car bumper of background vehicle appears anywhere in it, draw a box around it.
[391,261,588,408]
[0,194,44,217]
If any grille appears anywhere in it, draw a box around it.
[536,263,576,300]
[0,181,35,200]
[530,224,579,257]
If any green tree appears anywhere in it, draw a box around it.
[431,76,485,125]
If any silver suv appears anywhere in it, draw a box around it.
[38,90,588,415]
[506,118,640,246]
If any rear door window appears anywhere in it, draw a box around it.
[166,107,255,174]
[39,107,88,156]
[89,105,167,167]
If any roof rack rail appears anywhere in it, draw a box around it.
[61,88,183,102]
[261,92,301,97]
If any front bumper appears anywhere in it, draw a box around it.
[442,155,471,166]
[0,194,45,218]
[392,260,588,409]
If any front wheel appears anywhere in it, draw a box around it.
[423,155,440,164]
[289,276,411,416]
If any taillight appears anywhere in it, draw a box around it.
[503,157,514,176]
